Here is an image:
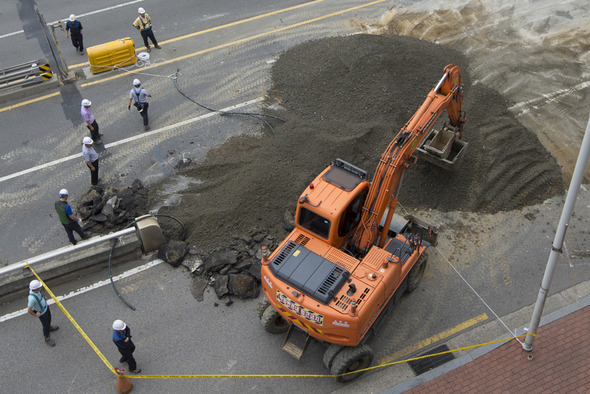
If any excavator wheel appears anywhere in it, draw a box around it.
[330,344,373,383]
[256,297,271,320]
[260,304,289,334]
[407,252,429,293]
[323,344,345,370]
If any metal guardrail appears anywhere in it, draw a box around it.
[0,59,53,90]
[0,228,140,299]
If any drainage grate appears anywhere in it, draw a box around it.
[408,344,455,376]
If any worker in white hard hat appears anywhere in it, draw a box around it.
[82,137,100,186]
[27,280,59,346]
[65,14,84,54]
[55,188,88,245]
[128,79,152,131]
[132,7,160,52]
[112,320,141,373]
[81,99,102,144]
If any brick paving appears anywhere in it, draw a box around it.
[407,306,590,393]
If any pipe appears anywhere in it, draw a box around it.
[522,113,590,351]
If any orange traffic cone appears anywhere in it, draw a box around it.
[115,367,133,394]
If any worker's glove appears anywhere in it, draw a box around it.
[128,105,131,111]
[78,218,83,225]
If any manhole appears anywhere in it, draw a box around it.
[408,344,455,376]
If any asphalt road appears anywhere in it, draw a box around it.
[2,0,590,393]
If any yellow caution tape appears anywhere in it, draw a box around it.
[25,262,536,380]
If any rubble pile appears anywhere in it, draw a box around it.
[188,229,282,303]
[76,179,149,233]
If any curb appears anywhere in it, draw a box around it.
[384,285,590,393]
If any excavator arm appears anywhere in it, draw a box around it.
[351,64,465,255]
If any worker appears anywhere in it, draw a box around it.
[132,7,161,52]
[65,14,84,55]
[128,79,152,131]
[27,280,59,346]
[81,99,102,144]
[112,320,141,373]
[82,137,99,186]
[55,188,88,245]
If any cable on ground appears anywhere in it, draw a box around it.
[172,69,285,135]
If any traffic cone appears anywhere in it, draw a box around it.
[115,367,133,393]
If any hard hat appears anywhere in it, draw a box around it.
[81,99,91,107]
[59,188,69,197]
[138,7,145,14]
[82,136,93,145]
[133,79,141,86]
[29,280,42,290]
[69,14,76,22]
[112,320,127,331]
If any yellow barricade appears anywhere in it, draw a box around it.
[87,37,137,75]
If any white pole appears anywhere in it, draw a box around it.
[522,115,590,351]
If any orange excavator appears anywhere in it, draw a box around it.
[258,64,467,382]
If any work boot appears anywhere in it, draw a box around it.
[49,325,59,332]
[119,356,126,363]
[155,45,161,49]
[133,368,141,373]
[45,337,55,347]
[146,46,151,52]
[71,240,77,246]
[143,125,150,131]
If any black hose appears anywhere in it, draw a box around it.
[108,213,186,310]
[172,69,284,136]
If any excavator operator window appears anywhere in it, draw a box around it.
[338,188,368,237]
[299,207,331,239]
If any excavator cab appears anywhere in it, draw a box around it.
[295,159,370,248]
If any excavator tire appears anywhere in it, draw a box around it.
[323,344,345,370]
[407,252,428,293]
[260,304,289,334]
[256,297,271,320]
[330,344,373,383]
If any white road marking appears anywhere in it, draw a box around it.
[0,259,163,322]
[0,0,144,39]
[0,97,263,184]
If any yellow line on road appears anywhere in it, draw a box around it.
[68,0,326,69]
[81,0,386,87]
[0,0,384,112]
[378,313,489,365]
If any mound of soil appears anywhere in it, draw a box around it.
[150,34,564,254]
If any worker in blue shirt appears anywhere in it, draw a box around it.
[27,280,59,346]
[65,14,84,54]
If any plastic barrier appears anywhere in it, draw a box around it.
[87,37,137,75]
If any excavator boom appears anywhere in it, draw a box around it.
[351,64,464,255]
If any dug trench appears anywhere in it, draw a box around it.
[89,34,562,303]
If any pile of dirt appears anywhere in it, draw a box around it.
[149,34,564,256]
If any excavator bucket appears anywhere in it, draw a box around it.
[416,123,468,171]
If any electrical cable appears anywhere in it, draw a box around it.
[172,69,285,135]
[108,213,186,310]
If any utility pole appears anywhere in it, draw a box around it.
[522,114,590,351]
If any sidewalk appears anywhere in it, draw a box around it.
[391,296,590,393]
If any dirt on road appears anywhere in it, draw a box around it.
[149,34,564,255]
